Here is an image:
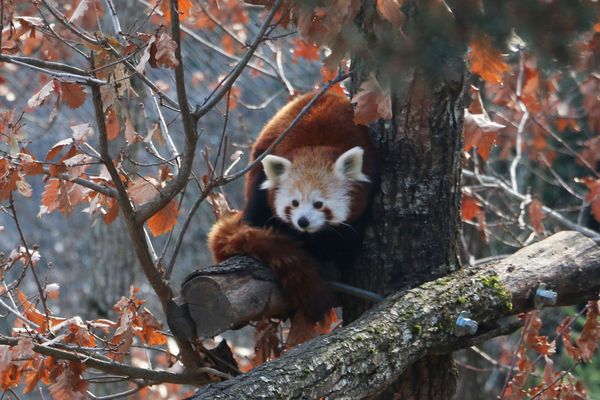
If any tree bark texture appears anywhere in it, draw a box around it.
[191,231,600,399]
[341,1,468,397]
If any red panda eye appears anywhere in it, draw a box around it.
[313,201,323,209]
[292,200,299,207]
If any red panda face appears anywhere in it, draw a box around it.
[261,147,370,233]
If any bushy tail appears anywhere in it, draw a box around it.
[207,212,335,322]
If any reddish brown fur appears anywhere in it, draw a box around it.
[245,91,376,222]
[208,91,376,322]
[207,212,335,322]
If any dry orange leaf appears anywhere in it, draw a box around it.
[151,32,179,69]
[27,80,55,109]
[463,109,504,160]
[582,178,600,223]
[147,199,179,236]
[139,308,167,345]
[47,361,88,400]
[468,35,509,84]
[105,107,120,140]
[577,300,600,361]
[160,0,193,25]
[528,199,544,235]
[60,82,86,109]
[461,193,481,221]
[292,39,321,63]
[103,197,119,224]
[252,318,280,366]
[351,73,392,126]
[128,176,160,205]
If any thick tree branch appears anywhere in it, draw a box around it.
[186,231,600,399]
[90,68,202,369]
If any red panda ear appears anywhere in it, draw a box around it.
[334,147,370,183]
[261,155,292,189]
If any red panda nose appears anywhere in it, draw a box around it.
[297,216,309,229]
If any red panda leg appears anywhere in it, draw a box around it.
[208,212,335,322]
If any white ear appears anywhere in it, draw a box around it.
[260,155,292,189]
[334,147,370,183]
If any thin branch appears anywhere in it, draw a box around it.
[102,0,123,37]
[529,363,579,400]
[463,170,600,241]
[87,385,146,400]
[53,172,118,198]
[0,54,87,75]
[0,297,40,329]
[509,52,528,192]
[165,184,214,279]
[192,0,285,120]
[195,0,285,82]
[134,0,279,79]
[133,0,202,224]
[90,82,132,212]
[41,0,100,45]
[0,334,219,385]
[150,92,180,171]
[2,58,105,85]
[8,195,50,323]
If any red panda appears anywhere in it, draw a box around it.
[207,91,377,322]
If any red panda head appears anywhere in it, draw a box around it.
[260,146,370,233]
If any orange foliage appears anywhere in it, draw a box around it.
[351,73,392,125]
[147,199,179,236]
[468,35,510,84]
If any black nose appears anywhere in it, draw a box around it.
[297,216,309,228]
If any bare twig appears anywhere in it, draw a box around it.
[192,0,286,120]
[1,57,105,85]
[134,0,279,79]
[0,55,87,75]
[134,0,285,224]
[87,384,146,400]
[41,0,100,45]
[463,170,600,241]
[8,195,50,324]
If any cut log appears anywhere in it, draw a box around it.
[178,256,340,337]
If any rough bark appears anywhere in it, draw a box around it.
[190,231,600,399]
[341,1,468,397]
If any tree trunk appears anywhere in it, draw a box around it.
[344,2,467,397]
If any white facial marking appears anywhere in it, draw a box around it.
[270,151,366,232]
